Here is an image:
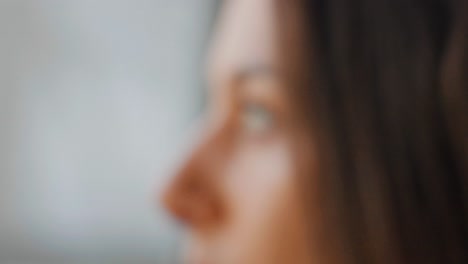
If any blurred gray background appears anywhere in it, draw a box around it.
[0,1,217,263]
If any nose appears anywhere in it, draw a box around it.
[161,129,224,227]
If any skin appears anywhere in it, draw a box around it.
[162,1,316,263]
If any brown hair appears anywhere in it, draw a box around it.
[280,0,468,263]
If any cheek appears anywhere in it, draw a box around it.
[215,139,309,262]
[225,140,295,216]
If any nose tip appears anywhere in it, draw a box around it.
[159,124,224,227]
[160,173,222,228]
[161,180,187,223]
[161,172,203,222]
[159,146,198,223]
[162,192,192,225]
[160,179,180,216]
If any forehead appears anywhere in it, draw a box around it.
[207,0,278,82]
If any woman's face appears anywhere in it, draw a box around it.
[162,1,316,264]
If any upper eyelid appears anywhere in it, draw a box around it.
[235,75,283,108]
[204,65,282,121]
[207,63,276,88]
[236,65,277,81]
[206,62,278,100]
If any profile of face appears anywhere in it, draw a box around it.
[162,1,315,264]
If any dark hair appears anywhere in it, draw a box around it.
[280,0,467,263]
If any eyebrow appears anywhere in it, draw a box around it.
[207,63,279,96]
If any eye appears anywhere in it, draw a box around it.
[240,102,275,136]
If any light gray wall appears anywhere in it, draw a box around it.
[0,1,216,263]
